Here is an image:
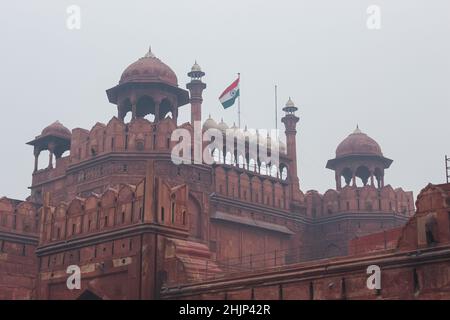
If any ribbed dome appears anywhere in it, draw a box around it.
[41,121,71,139]
[336,126,382,157]
[217,118,229,132]
[119,47,178,86]
[203,115,218,130]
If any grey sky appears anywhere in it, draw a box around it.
[0,0,449,200]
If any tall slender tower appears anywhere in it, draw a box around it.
[281,98,301,199]
[186,61,206,125]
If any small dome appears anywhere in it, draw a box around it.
[217,118,229,132]
[191,61,202,72]
[282,97,298,113]
[41,121,71,138]
[203,115,218,130]
[336,126,382,157]
[286,97,295,108]
[120,47,178,86]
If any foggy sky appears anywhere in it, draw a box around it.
[0,0,449,201]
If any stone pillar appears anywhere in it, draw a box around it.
[131,104,137,119]
[335,171,342,190]
[33,148,41,172]
[155,100,161,121]
[47,142,56,169]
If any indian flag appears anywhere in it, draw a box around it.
[219,78,240,109]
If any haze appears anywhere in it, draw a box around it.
[0,0,448,200]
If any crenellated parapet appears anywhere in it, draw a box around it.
[0,197,40,236]
[39,181,146,245]
[0,197,39,299]
[305,184,414,219]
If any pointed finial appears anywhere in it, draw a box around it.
[144,45,155,58]
[353,124,362,134]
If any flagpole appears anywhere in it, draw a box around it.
[275,84,278,130]
[237,72,241,128]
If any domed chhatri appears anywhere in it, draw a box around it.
[335,125,382,158]
[106,46,190,119]
[119,47,178,86]
[326,126,393,189]
[41,121,71,139]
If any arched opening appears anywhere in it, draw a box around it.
[188,195,202,239]
[136,96,155,119]
[270,165,278,178]
[340,168,352,186]
[212,148,221,163]
[238,155,245,169]
[37,150,54,170]
[77,289,102,300]
[119,98,132,122]
[355,166,370,187]
[280,166,288,180]
[260,162,267,175]
[374,168,383,188]
[249,158,256,172]
[225,152,233,165]
[159,98,174,120]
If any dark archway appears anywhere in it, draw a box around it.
[355,166,370,186]
[341,168,352,186]
[188,194,202,239]
[77,289,102,300]
[136,96,155,118]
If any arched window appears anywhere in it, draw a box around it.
[260,162,267,175]
[281,166,288,180]
[171,202,175,223]
[270,165,278,178]
[249,159,256,172]
[212,149,221,163]
[225,152,233,165]
[238,155,245,169]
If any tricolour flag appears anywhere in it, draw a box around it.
[219,78,240,109]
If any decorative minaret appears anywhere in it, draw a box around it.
[281,98,301,198]
[186,61,206,125]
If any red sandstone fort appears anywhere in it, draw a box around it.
[1,48,449,300]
